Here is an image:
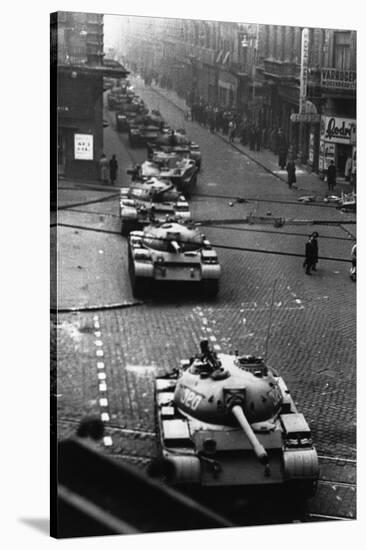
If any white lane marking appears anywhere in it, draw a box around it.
[98,372,106,380]
[93,315,99,321]
[98,250,104,254]
[209,335,217,342]
[126,364,157,372]
[100,398,108,407]
[94,331,101,338]
[96,350,104,357]
[97,362,105,369]
[101,412,110,422]
[95,340,103,346]
[103,436,113,446]
[99,383,107,392]
[94,321,100,329]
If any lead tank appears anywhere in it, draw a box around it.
[151,340,319,497]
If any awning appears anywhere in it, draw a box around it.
[57,63,129,79]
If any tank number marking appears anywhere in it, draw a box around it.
[181,388,202,411]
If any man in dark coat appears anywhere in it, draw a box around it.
[249,125,256,151]
[277,129,287,169]
[327,160,336,192]
[304,232,319,274]
[109,154,118,185]
[286,158,296,189]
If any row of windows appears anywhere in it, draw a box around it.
[125,17,355,72]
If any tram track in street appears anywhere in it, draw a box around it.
[54,220,353,263]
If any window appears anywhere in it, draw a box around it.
[334,32,351,69]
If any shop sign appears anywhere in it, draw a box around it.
[290,113,320,123]
[321,68,356,90]
[299,28,309,113]
[74,133,93,160]
[320,116,356,144]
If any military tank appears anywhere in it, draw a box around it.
[150,153,198,197]
[128,222,221,297]
[147,130,202,170]
[128,113,166,147]
[151,340,319,498]
[119,178,191,236]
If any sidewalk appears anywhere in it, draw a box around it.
[149,82,353,200]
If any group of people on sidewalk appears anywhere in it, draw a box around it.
[99,153,119,185]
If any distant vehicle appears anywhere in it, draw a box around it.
[150,339,319,498]
[116,101,148,132]
[128,113,166,147]
[119,178,191,236]
[147,130,202,170]
[128,222,221,297]
[148,153,199,196]
[103,77,118,91]
[107,85,135,110]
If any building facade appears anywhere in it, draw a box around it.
[119,17,356,178]
[51,11,128,181]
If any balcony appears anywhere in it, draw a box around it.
[263,59,300,80]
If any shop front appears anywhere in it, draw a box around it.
[218,69,238,108]
[318,115,356,178]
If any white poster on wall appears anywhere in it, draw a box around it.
[74,133,94,160]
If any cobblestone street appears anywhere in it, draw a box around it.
[54,78,356,524]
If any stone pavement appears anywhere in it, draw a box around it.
[148,81,353,199]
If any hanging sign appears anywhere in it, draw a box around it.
[74,134,94,160]
[299,28,309,114]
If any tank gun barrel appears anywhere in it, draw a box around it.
[170,240,181,254]
[231,405,269,466]
[154,183,174,196]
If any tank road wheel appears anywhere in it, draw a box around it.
[121,219,134,237]
[128,256,150,298]
[131,274,150,298]
[191,172,198,187]
[202,279,219,298]
[285,479,318,500]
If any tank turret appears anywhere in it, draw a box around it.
[152,340,319,496]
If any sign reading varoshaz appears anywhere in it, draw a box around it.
[321,68,356,90]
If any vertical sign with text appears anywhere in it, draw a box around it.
[299,28,309,114]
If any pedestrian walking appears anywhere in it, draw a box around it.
[109,154,118,185]
[304,232,319,274]
[286,158,296,189]
[255,126,262,151]
[228,120,236,143]
[99,153,109,184]
[327,160,337,192]
[277,129,287,169]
